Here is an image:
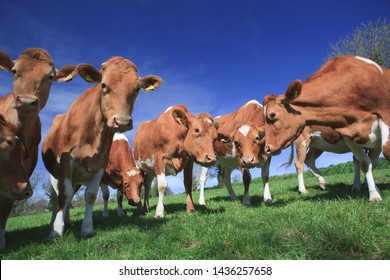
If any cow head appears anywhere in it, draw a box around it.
[232,124,267,168]
[77,57,162,133]
[173,109,218,167]
[263,80,305,156]
[0,115,32,200]
[122,169,143,207]
[0,48,77,113]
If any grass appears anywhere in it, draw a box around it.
[1,159,389,260]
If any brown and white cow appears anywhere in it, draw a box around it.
[100,133,143,217]
[263,56,390,202]
[0,114,32,251]
[0,48,76,249]
[133,104,218,218]
[42,57,162,238]
[197,100,271,206]
[292,125,381,194]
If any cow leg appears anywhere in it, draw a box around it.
[143,174,153,213]
[379,119,390,161]
[50,174,74,239]
[117,189,125,216]
[352,156,362,192]
[294,140,308,194]
[0,199,15,251]
[184,160,195,213]
[81,168,104,237]
[198,166,208,206]
[241,168,251,206]
[305,148,326,190]
[262,157,273,204]
[101,184,110,217]
[224,167,238,200]
[355,147,382,191]
[344,138,382,202]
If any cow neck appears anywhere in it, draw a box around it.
[290,85,354,129]
[86,88,115,160]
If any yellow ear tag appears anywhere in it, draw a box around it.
[85,74,94,82]
[176,117,183,124]
[145,85,155,91]
[64,74,73,81]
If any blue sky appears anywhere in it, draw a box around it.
[0,0,389,195]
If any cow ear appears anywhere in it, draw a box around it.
[172,109,189,128]
[139,75,163,92]
[284,80,302,102]
[0,50,15,72]
[55,65,77,82]
[77,64,102,83]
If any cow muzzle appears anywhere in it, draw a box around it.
[12,96,40,113]
[128,198,141,206]
[9,182,33,200]
[240,155,259,168]
[198,153,217,167]
[111,115,133,132]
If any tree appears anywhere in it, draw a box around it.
[328,18,389,67]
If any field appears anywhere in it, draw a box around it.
[2,159,389,260]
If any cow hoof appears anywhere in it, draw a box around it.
[81,231,95,238]
[299,190,308,195]
[368,196,382,203]
[264,199,273,205]
[155,215,164,220]
[319,183,326,190]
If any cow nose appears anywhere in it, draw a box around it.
[265,145,273,155]
[13,96,40,112]
[128,198,141,206]
[206,154,217,163]
[241,156,258,167]
[112,115,133,131]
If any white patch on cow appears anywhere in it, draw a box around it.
[367,120,380,147]
[126,169,140,177]
[156,173,168,218]
[297,173,307,194]
[379,119,390,149]
[198,167,208,206]
[355,56,383,74]
[164,106,173,113]
[113,133,128,142]
[136,158,155,170]
[301,140,307,148]
[310,131,322,138]
[204,118,213,124]
[238,125,251,137]
[245,99,262,107]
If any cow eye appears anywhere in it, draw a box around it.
[194,128,200,134]
[267,112,277,123]
[101,83,110,94]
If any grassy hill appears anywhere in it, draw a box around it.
[2,158,389,260]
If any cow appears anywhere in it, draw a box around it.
[197,100,271,206]
[0,48,76,249]
[133,104,218,218]
[292,125,381,194]
[263,56,390,202]
[100,133,143,217]
[42,56,162,238]
[0,114,32,251]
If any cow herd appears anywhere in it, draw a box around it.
[0,48,389,251]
